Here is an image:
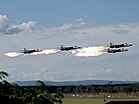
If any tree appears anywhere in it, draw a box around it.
[36,80,64,104]
[0,71,9,80]
[52,93,64,104]
[36,80,48,90]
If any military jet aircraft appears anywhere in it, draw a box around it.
[107,48,128,53]
[60,45,81,51]
[109,42,133,48]
[22,48,43,54]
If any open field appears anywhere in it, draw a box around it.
[62,93,139,104]
[63,98,139,104]
[63,98,105,104]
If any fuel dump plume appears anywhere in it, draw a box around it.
[72,46,105,57]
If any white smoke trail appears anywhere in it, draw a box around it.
[5,52,21,57]
[72,46,105,57]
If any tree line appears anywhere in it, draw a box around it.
[21,81,139,97]
[46,83,139,94]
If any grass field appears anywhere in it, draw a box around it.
[62,98,139,104]
[62,93,139,104]
[63,98,105,104]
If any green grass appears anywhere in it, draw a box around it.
[62,98,139,104]
[62,93,139,104]
[63,98,106,104]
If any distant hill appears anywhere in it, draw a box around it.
[13,80,139,86]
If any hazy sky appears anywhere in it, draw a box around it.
[0,0,139,82]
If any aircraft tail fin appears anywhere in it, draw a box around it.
[60,45,64,49]
[110,42,114,46]
[24,48,27,52]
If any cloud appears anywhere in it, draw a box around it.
[55,18,86,31]
[112,30,130,34]
[0,15,36,34]
[20,21,36,32]
[0,15,9,33]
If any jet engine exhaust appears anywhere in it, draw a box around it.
[72,46,105,57]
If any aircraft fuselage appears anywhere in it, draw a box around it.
[107,48,128,53]
[23,48,42,54]
[60,45,81,51]
[110,43,133,48]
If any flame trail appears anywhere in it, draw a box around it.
[72,46,105,57]
[5,52,21,57]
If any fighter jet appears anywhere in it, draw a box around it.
[109,42,133,48]
[107,48,128,53]
[22,48,43,54]
[60,45,81,51]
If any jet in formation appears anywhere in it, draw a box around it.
[109,42,133,48]
[107,42,133,53]
[19,43,132,54]
[107,48,128,53]
[22,48,43,54]
[60,45,81,51]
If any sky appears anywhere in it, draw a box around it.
[0,0,139,82]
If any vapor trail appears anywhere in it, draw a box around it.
[72,46,105,57]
